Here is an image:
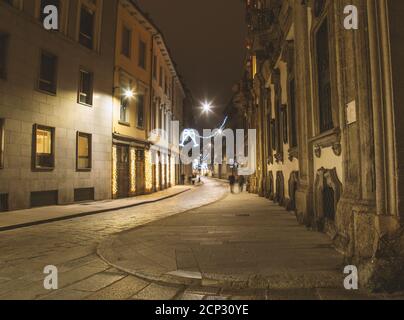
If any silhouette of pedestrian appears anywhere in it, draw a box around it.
[229,175,236,194]
[238,175,245,193]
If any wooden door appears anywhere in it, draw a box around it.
[116,145,129,198]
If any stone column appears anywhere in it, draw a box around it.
[353,0,402,290]
[293,1,314,226]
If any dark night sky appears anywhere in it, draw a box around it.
[137,0,247,128]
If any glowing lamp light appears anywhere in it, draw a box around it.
[123,88,135,99]
[202,101,212,113]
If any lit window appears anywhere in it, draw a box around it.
[33,124,55,170]
[78,69,93,105]
[77,132,92,170]
[38,51,57,94]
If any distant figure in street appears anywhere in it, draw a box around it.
[229,175,236,194]
[181,174,185,185]
[238,175,245,193]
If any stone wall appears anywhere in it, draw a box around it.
[0,1,117,210]
[240,0,404,290]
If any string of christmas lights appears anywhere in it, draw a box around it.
[180,116,229,147]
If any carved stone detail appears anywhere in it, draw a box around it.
[287,171,299,211]
[314,145,322,158]
[332,142,342,156]
[313,167,343,232]
[274,171,285,205]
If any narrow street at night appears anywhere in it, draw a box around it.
[0,178,401,300]
[1,0,404,307]
[0,179,226,300]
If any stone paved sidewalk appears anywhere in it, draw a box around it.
[0,186,191,232]
[98,191,392,299]
[1,178,403,300]
[0,178,228,300]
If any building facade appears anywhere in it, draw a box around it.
[112,0,187,199]
[237,0,404,289]
[112,0,153,199]
[150,30,186,191]
[0,0,117,210]
[0,0,188,210]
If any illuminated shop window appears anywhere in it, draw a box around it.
[77,132,92,171]
[33,124,55,170]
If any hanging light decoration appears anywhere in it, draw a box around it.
[112,146,118,197]
[145,150,153,192]
[130,148,136,194]
[179,116,229,147]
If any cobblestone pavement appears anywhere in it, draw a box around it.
[0,178,402,300]
[0,186,192,232]
[99,190,402,300]
[0,179,228,300]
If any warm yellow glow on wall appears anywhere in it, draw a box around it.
[252,55,257,77]
[145,150,153,192]
[130,147,136,193]
[112,145,118,196]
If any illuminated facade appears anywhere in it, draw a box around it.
[0,0,188,210]
[0,0,116,210]
[112,0,152,198]
[237,0,404,289]
[112,0,186,198]
[144,149,153,192]
[150,25,186,191]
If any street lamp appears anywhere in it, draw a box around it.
[123,88,135,99]
[113,86,136,99]
[202,101,212,113]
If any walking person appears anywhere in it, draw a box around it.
[229,174,236,194]
[238,175,245,193]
